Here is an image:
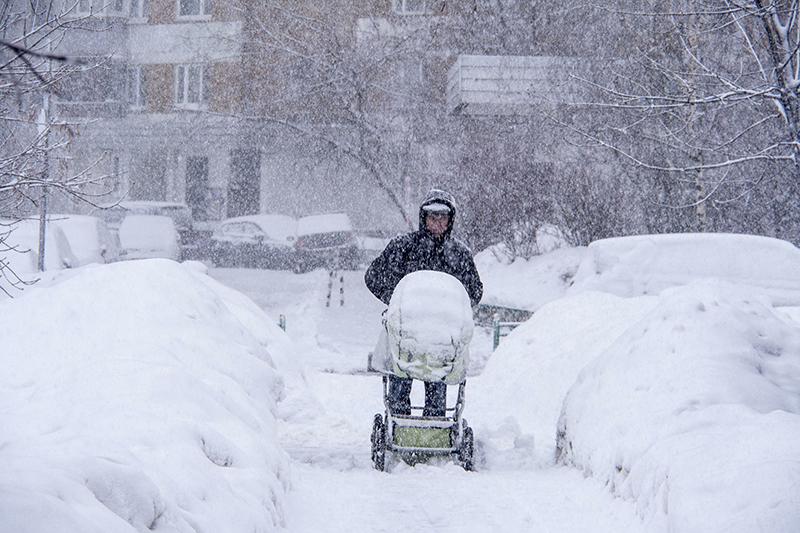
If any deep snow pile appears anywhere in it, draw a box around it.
[469,291,659,461]
[0,259,292,533]
[474,245,585,311]
[556,280,800,532]
[569,233,800,305]
[470,233,800,532]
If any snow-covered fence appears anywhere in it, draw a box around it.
[492,317,521,350]
[474,303,533,349]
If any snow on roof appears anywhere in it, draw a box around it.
[118,202,193,231]
[118,201,189,209]
[297,213,352,236]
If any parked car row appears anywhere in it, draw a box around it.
[1,209,182,276]
[209,212,361,272]
[1,205,376,276]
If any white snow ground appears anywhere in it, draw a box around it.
[2,232,800,532]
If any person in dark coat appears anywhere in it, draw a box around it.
[365,188,483,416]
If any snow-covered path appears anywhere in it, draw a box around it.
[280,373,650,533]
[208,268,654,533]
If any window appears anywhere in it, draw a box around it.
[130,0,148,19]
[174,64,209,108]
[127,65,146,109]
[59,63,124,103]
[393,0,425,14]
[178,0,211,17]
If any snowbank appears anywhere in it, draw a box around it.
[568,233,800,305]
[469,290,659,464]
[556,281,800,532]
[0,259,292,532]
[184,260,321,422]
[472,233,800,530]
[474,245,585,312]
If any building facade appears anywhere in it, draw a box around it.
[12,0,550,234]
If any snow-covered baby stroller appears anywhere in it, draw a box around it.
[369,271,475,471]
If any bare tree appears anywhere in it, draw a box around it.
[232,1,457,226]
[1,0,111,287]
[0,1,102,211]
[543,0,800,242]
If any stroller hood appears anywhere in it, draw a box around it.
[383,270,474,383]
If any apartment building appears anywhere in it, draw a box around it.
[31,0,544,231]
[47,0,247,224]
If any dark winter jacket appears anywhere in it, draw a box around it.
[365,190,483,307]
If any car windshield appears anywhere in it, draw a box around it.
[118,202,192,231]
[250,216,297,241]
[217,215,297,242]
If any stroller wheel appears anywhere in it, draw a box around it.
[371,414,386,471]
[458,426,475,472]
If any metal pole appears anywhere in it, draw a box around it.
[36,98,49,272]
[326,269,334,307]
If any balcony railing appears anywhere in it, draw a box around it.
[54,100,126,118]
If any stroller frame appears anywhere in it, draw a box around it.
[371,374,474,471]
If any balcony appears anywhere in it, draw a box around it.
[446,55,573,116]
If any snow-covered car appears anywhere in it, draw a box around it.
[91,201,206,260]
[210,214,297,269]
[1,218,79,272]
[118,215,181,261]
[48,214,120,265]
[293,213,361,273]
[87,204,128,231]
[356,229,393,265]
